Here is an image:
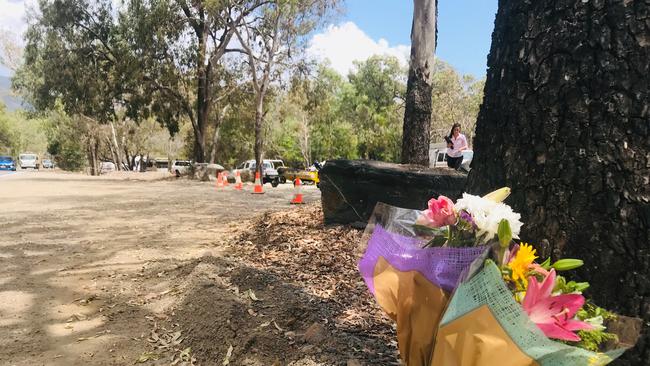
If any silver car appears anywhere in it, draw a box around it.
[42,159,54,169]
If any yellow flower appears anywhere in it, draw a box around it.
[508,243,537,287]
[588,353,610,366]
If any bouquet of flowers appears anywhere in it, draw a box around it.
[358,188,641,366]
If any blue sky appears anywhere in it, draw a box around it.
[0,0,499,78]
[342,0,499,78]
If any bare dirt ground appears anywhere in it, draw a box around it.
[0,171,395,366]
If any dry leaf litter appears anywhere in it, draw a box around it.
[153,203,399,366]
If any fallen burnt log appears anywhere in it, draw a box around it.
[319,159,467,226]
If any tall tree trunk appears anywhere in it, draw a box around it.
[193,27,210,163]
[254,92,265,177]
[401,0,437,166]
[87,137,99,176]
[466,1,649,364]
[109,121,123,171]
[299,115,311,168]
[123,147,132,171]
[209,105,228,164]
[208,126,220,165]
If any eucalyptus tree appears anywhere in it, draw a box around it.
[401,0,437,165]
[14,0,125,174]
[232,0,339,175]
[342,55,406,161]
[120,0,269,163]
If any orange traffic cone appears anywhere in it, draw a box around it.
[290,178,304,204]
[216,171,224,189]
[222,171,229,187]
[252,171,264,194]
[234,170,243,190]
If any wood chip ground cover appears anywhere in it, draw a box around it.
[161,204,399,365]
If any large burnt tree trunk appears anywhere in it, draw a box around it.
[467,1,649,364]
[401,0,437,166]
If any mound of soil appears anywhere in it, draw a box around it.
[166,204,398,365]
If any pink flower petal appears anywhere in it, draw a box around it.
[523,276,541,311]
[537,323,582,342]
[563,319,594,332]
[538,269,556,299]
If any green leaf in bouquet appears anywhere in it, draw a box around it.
[413,223,438,234]
[540,257,551,270]
[552,258,584,271]
[568,281,590,293]
[553,275,590,294]
[553,275,567,293]
[423,235,448,248]
[497,219,512,248]
[575,329,618,352]
[574,303,619,352]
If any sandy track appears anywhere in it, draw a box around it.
[0,171,320,365]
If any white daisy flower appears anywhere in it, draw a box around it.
[455,193,522,243]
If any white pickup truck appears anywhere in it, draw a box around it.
[19,153,39,169]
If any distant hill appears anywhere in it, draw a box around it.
[0,76,26,112]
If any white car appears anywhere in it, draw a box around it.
[460,150,474,171]
[171,160,192,177]
[19,153,39,169]
[431,149,473,171]
[99,161,116,174]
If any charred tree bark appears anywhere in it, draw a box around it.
[466,1,649,364]
[401,0,437,166]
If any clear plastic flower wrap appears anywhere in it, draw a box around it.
[357,191,642,366]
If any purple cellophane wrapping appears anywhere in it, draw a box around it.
[358,224,488,293]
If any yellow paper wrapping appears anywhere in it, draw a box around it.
[373,257,450,366]
[431,305,538,366]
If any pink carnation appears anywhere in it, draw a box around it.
[416,196,457,228]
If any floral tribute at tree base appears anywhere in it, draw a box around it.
[358,188,642,366]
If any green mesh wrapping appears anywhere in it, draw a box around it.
[440,261,626,366]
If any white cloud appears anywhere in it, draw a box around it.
[0,0,36,38]
[307,21,410,76]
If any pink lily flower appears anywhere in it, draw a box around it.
[522,269,593,341]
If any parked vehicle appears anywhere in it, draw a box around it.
[460,150,474,172]
[268,159,285,170]
[153,158,169,172]
[171,160,192,177]
[42,159,54,169]
[99,161,116,174]
[233,160,280,187]
[280,168,319,186]
[0,156,16,171]
[193,162,225,180]
[431,148,473,171]
[19,153,39,169]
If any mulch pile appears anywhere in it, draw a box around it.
[225,203,399,365]
[166,203,399,366]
